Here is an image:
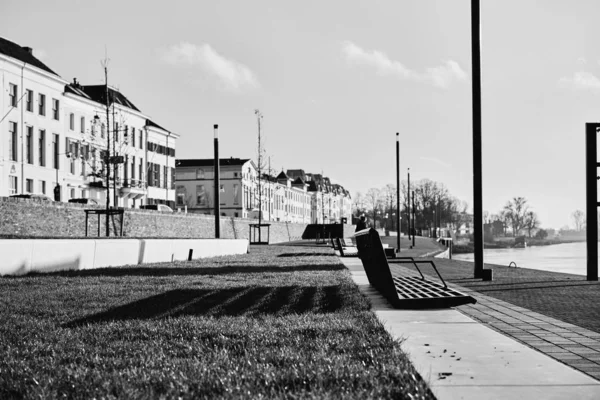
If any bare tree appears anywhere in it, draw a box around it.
[572,210,585,231]
[503,197,530,236]
[524,211,540,238]
[365,188,382,227]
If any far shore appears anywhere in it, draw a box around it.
[453,236,586,254]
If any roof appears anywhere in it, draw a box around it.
[146,119,168,132]
[292,177,306,185]
[276,171,290,180]
[286,169,306,180]
[64,83,92,99]
[0,37,59,76]
[81,85,141,112]
[176,158,251,167]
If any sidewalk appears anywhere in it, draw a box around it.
[340,256,600,400]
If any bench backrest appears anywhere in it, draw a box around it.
[354,228,398,302]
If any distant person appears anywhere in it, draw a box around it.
[356,215,368,232]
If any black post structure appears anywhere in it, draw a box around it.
[214,124,220,238]
[396,133,401,253]
[471,0,484,279]
[407,168,411,241]
[585,123,599,281]
[412,190,416,248]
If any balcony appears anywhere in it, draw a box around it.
[120,179,146,199]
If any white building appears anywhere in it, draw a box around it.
[0,36,177,207]
[175,159,352,224]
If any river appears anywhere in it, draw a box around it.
[452,241,594,276]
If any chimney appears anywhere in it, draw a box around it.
[23,47,33,54]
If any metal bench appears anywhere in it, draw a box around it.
[354,228,476,309]
[335,237,359,257]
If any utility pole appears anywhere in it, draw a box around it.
[412,190,416,248]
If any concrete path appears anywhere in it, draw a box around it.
[340,257,600,400]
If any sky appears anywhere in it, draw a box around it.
[2,0,600,229]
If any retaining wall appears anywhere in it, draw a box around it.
[0,197,343,242]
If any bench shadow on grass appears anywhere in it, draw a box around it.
[16,264,346,278]
[64,286,343,327]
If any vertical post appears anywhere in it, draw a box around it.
[586,123,599,281]
[104,67,111,237]
[407,168,411,240]
[214,124,220,238]
[472,0,484,278]
[396,133,401,253]
[412,190,416,248]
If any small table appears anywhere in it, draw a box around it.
[84,208,124,237]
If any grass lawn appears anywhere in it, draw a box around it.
[0,245,434,399]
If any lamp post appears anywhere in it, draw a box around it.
[412,190,416,248]
[214,124,220,238]
[407,168,411,240]
[396,132,401,253]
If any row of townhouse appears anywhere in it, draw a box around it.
[0,36,177,207]
[174,158,352,224]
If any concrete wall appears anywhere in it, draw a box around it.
[0,197,325,242]
[0,238,249,275]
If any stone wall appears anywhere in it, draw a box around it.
[0,197,355,243]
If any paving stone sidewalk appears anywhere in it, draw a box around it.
[391,259,600,380]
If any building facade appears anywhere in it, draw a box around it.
[0,37,177,207]
[175,159,352,223]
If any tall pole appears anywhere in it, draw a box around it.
[112,106,117,208]
[472,0,484,278]
[407,168,411,240]
[412,190,416,248]
[396,133,401,253]
[214,124,220,238]
[255,110,263,242]
[104,65,111,236]
[585,123,599,281]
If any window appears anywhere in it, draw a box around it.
[132,127,136,147]
[115,123,119,142]
[39,130,46,166]
[26,89,33,112]
[171,168,175,189]
[9,83,17,107]
[176,186,186,205]
[131,156,136,179]
[70,188,76,199]
[233,184,240,205]
[139,160,143,184]
[26,126,33,164]
[196,169,205,179]
[39,180,46,194]
[26,179,33,193]
[139,129,143,149]
[163,166,168,189]
[8,122,17,161]
[80,116,85,133]
[234,212,239,217]
[53,134,59,169]
[52,99,60,120]
[196,185,206,206]
[101,123,105,139]
[124,125,128,144]
[38,93,46,116]
[9,176,17,195]
[69,113,75,130]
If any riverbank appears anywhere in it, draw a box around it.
[453,236,586,254]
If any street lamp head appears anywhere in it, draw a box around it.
[93,114,100,123]
[213,124,219,139]
[396,132,399,142]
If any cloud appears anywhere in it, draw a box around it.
[160,42,260,92]
[419,157,452,168]
[341,41,467,89]
[558,71,600,92]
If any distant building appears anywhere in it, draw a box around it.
[0,36,177,207]
[174,159,352,223]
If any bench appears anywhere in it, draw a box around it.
[334,237,359,257]
[354,228,476,309]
